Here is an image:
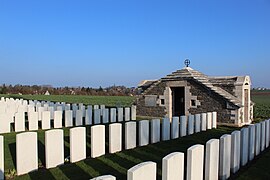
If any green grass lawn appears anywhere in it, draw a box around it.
[0,94,135,107]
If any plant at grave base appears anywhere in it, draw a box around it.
[5,169,16,179]
[64,156,70,163]
[38,162,44,168]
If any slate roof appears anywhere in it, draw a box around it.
[142,67,243,107]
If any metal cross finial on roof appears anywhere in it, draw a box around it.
[184,59,190,67]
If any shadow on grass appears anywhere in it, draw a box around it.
[28,168,56,180]
[38,140,45,166]
[8,142,16,168]
[59,163,90,180]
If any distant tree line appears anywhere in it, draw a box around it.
[0,84,138,96]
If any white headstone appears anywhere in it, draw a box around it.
[0,114,10,133]
[117,108,123,122]
[72,104,78,118]
[194,114,201,133]
[45,129,64,169]
[102,109,109,124]
[48,106,54,119]
[128,162,156,180]
[15,112,25,132]
[38,107,45,121]
[219,134,231,180]
[94,105,99,109]
[206,112,212,130]
[0,136,3,180]
[249,125,255,161]
[16,132,38,175]
[162,152,184,180]
[125,107,130,121]
[28,111,38,131]
[162,118,170,141]
[110,108,117,123]
[125,122,137,150]
[205,139,219,180]
[42,111,51,130]
[139,120,149,146]
[241,128,249,166]
[131,105,136,120]
[65,110,73,127]
[231,131,241,173]
[151,119,160,144]
[70,127,86,163]
[171,117,179,139]
[187,145,204,180]
[75,110,83,126]
[109,123,122,153]
[188,115,194,135]
[261,121,266,152]
[91,125,105,158]
[266,120,270,148]
[180,116,187,137]
[91,175,116,180]
[94,109,101,124]
[54,111,62,128]
[85,107,92,125]
[255,123,261,156]
[212,112,217,128]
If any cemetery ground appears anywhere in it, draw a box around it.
[0,92,270,179]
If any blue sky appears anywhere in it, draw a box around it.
[0,0,269,88]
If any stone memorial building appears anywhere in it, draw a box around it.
[137,64,254,127]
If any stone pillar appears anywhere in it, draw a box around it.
[127,162,156,180]
[162,152,184,180]
[205,139,219,180]
[187,145,204,180]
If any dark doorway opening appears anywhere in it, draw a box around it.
[172,87,185,116]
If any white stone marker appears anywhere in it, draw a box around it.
[45,129,64,169]
[93,109,101,124]
[212,112,217,128]
[65,110,73,127]
[139,120,149,146]
[0,136,3,180]
[241,128,249,166]
[42,111,51,130]
[110,108,117,123]
[131,105,136,120]
[162,152,184,180]
[28,111,38,131]
[102,109,109,124]
[205,139,219,180]
[266,120,270,148]
[85,107,92,125]
[16,132,38,175]
[109,123,122,153]
[261,121,266,152]
[91,125,105,158]
[255,123,261,156]
[151,119,160,144]
[48,106,54,119]
[117,108,124,122]
[201,113,207,131]
[125,122,137,150]
[171,117,179,139]
[70,127,86,163]
[128,162,156,180]
[162,118,170,141]
[91,175,116,180]
[195,114,201,133]
[187,145,204,180]
[54,111,63,128]
[94,105,99,109]
[125,107,131,121]
[180,116,187,137]
[72,104,78,118]
[249,125,256,161]
[188,115,194,135]
[75,110,83,126]
[15,112,25,132]
[219,134,231,180]
[0,114,10,133]
[206,112,212,129]
[231,131,241,173]
[38,107,45,121]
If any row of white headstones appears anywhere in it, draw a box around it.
[0,97,136,134]
[91,119,270,180]
[0,111,217,178]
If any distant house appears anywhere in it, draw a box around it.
[137,66,254,127]
[44,91,50,95]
